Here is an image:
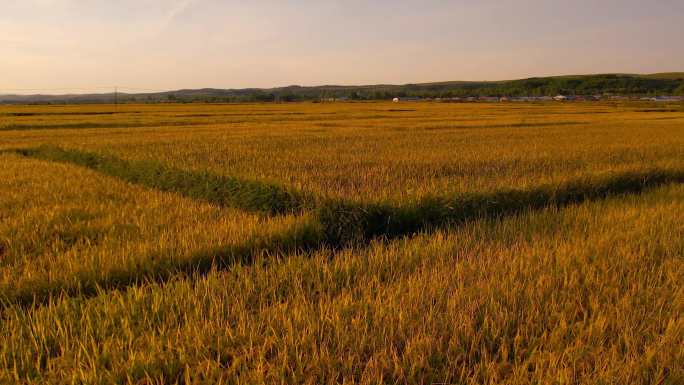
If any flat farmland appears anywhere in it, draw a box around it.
[1,102,683,384]
[4,102,684,201]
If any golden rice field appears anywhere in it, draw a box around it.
[0,101,683,384]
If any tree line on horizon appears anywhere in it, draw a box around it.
[2,74,683,104]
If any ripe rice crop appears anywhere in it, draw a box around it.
[0,101,682,384]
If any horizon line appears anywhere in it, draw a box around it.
[2,72,683,96]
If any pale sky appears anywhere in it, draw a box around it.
[2,0,684,93]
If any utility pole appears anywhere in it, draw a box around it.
[114,86,118,112]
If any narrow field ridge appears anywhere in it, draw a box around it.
[10,146,314,215]
[6,146,684,309]
[0,120,210,131]
[11,146,684,244]
[0,111,128,117]
[317,170,684,244]
[11,145,684,247]
[422,120,586,131]
[0,113,431,132]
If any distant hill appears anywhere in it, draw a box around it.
[2,73,683,104]
[637,72,684,80]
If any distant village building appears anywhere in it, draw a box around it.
[392,97,400,102]
[651,96,683,102]
[553,95,567,101]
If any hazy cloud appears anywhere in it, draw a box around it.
[2,0,683,92]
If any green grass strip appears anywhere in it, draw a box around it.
[5,147,684,308]
[316,170,684,245]
[9,146,684,247]
[12,145,315,215]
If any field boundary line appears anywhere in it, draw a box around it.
[6,146,315,215]
[5,147,684,308]
[316,169,684,245]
